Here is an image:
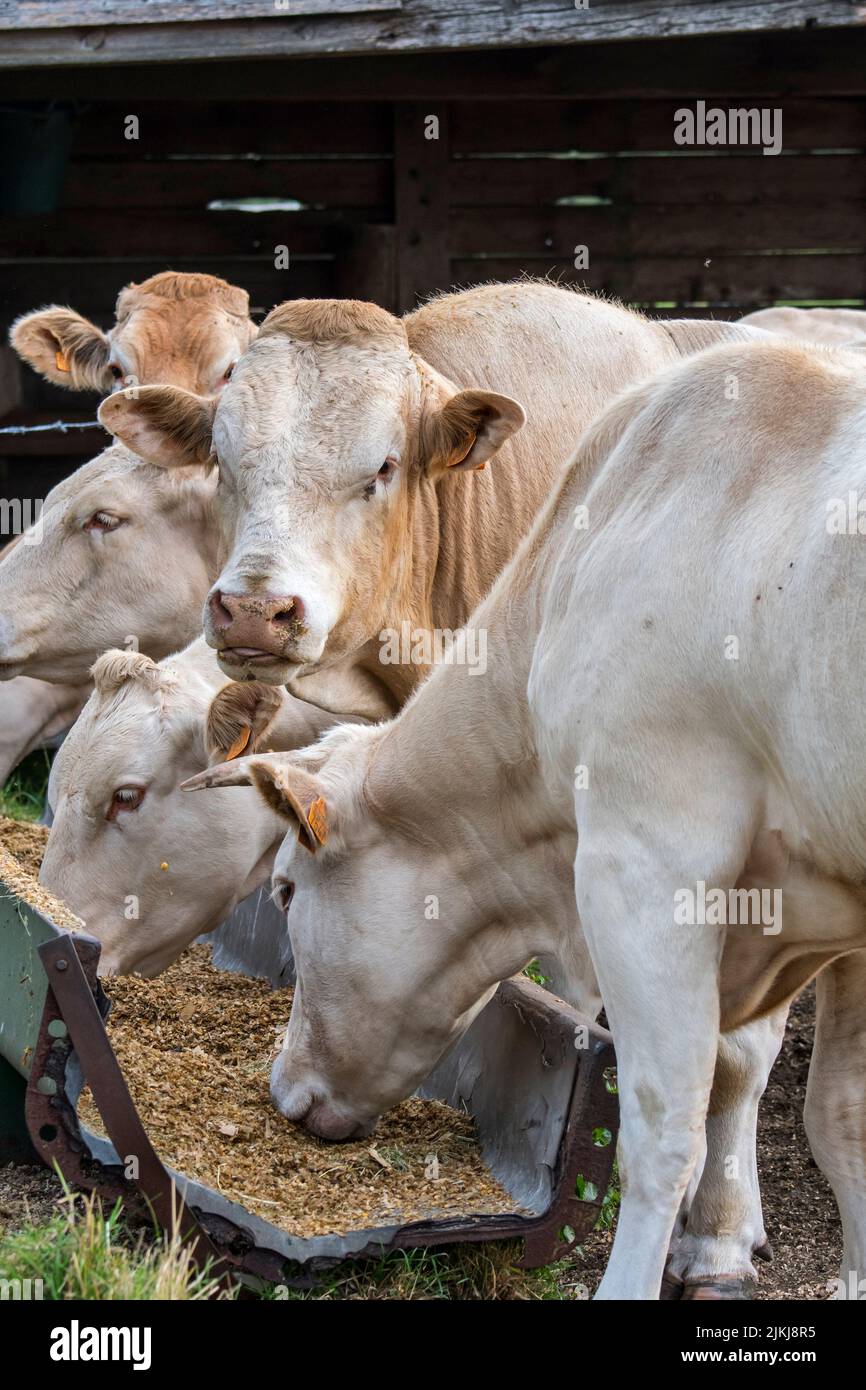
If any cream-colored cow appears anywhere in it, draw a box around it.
[197,337,866,1299]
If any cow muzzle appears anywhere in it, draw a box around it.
[206,587,310,667]
[269,1067,376,1142]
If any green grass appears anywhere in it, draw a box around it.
[0,1184,231,1301]
[0,747,51,822]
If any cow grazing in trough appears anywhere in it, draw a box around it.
[97,282,768,702]
[10,270,256,397]
[192,337,866,1299]
[39,642,374,980]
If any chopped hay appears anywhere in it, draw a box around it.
[0,816,83,931]
[79,946,521,1239]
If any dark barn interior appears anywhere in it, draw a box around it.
[1,6,865,521]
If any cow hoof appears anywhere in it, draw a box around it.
[754,1241,773,1263]
[681,1275,755,1301]
[659,1270,685,1301]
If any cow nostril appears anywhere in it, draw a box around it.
[208,589,234,629]
[273,597,305,628]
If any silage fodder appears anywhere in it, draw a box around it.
[0,816,83,931]
[79,945,522,1238]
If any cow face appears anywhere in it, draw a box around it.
[10,271,256,396]
[98,299,525,685]
[40,650,287,978]
[0,445,217,682]
[182,732,565,1140]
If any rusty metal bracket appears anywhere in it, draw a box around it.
[26,931,236,1290]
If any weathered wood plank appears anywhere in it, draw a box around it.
[68,102,392,156]
[0,0,400,29]
[450,153,866,208]
[5,30,866,101]
[0,1,861,69]
[0,259,334,322]
[336,222,398,310]
[394,101,451,311]
[450,203,866,257]
[0,208,371,259]
[450,99,866,153]
[449,254,866,303]
[61,157,392,211]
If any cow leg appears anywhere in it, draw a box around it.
[665,1007,787,1298]
[574,837,748,1296]
[804,950,866,1293]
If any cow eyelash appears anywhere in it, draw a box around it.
[271,880,295,914]
[362,459,398,498]
[107,786,145,820]
[84,511,123,533]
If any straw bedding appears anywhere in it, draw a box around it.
[77,945,520,1239]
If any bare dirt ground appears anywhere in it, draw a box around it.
[572,986,841,1300]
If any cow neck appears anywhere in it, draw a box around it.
[366,542,551,847]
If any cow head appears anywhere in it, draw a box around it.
[10,271,256,396]
[0,444,217,682]
[181,725,576,1140]
[98,298,526,685]
[40,649,290,978]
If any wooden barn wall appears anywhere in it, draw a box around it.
[1,27,865,492]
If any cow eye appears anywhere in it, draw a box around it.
[107,786,145,820]
[84,511,122,533]
[223,362,236,382]
[362,458,397,498]
[274,880,295,914]
[109,364,124,381]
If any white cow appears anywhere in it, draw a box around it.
[191,337,866,1299]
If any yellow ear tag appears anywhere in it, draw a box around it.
[55,350,70,373]
[307,796,329,846]
[224,727,251,761]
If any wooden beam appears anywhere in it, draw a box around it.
[336,223,398,310]
[394,102,451,312]
[4,29,866,99]
[0,1,861,70]
[0,0,400,29]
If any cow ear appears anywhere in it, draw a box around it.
[181,756,327,855]
[205,682,285,765]
[98,385,216,469]
[10,307,111,391]
[423,388,526,477]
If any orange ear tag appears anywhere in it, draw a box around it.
[224,727,251,761]
[306,796,329,847]
[55,350,70,373]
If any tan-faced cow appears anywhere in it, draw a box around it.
[10,270,256,397]
[197,337,866,1299]
[98,282,768,702]
[0,271,257,780]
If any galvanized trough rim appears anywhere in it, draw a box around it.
[19,917,618,1287]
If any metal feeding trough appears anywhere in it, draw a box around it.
[0,889,618,1287]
